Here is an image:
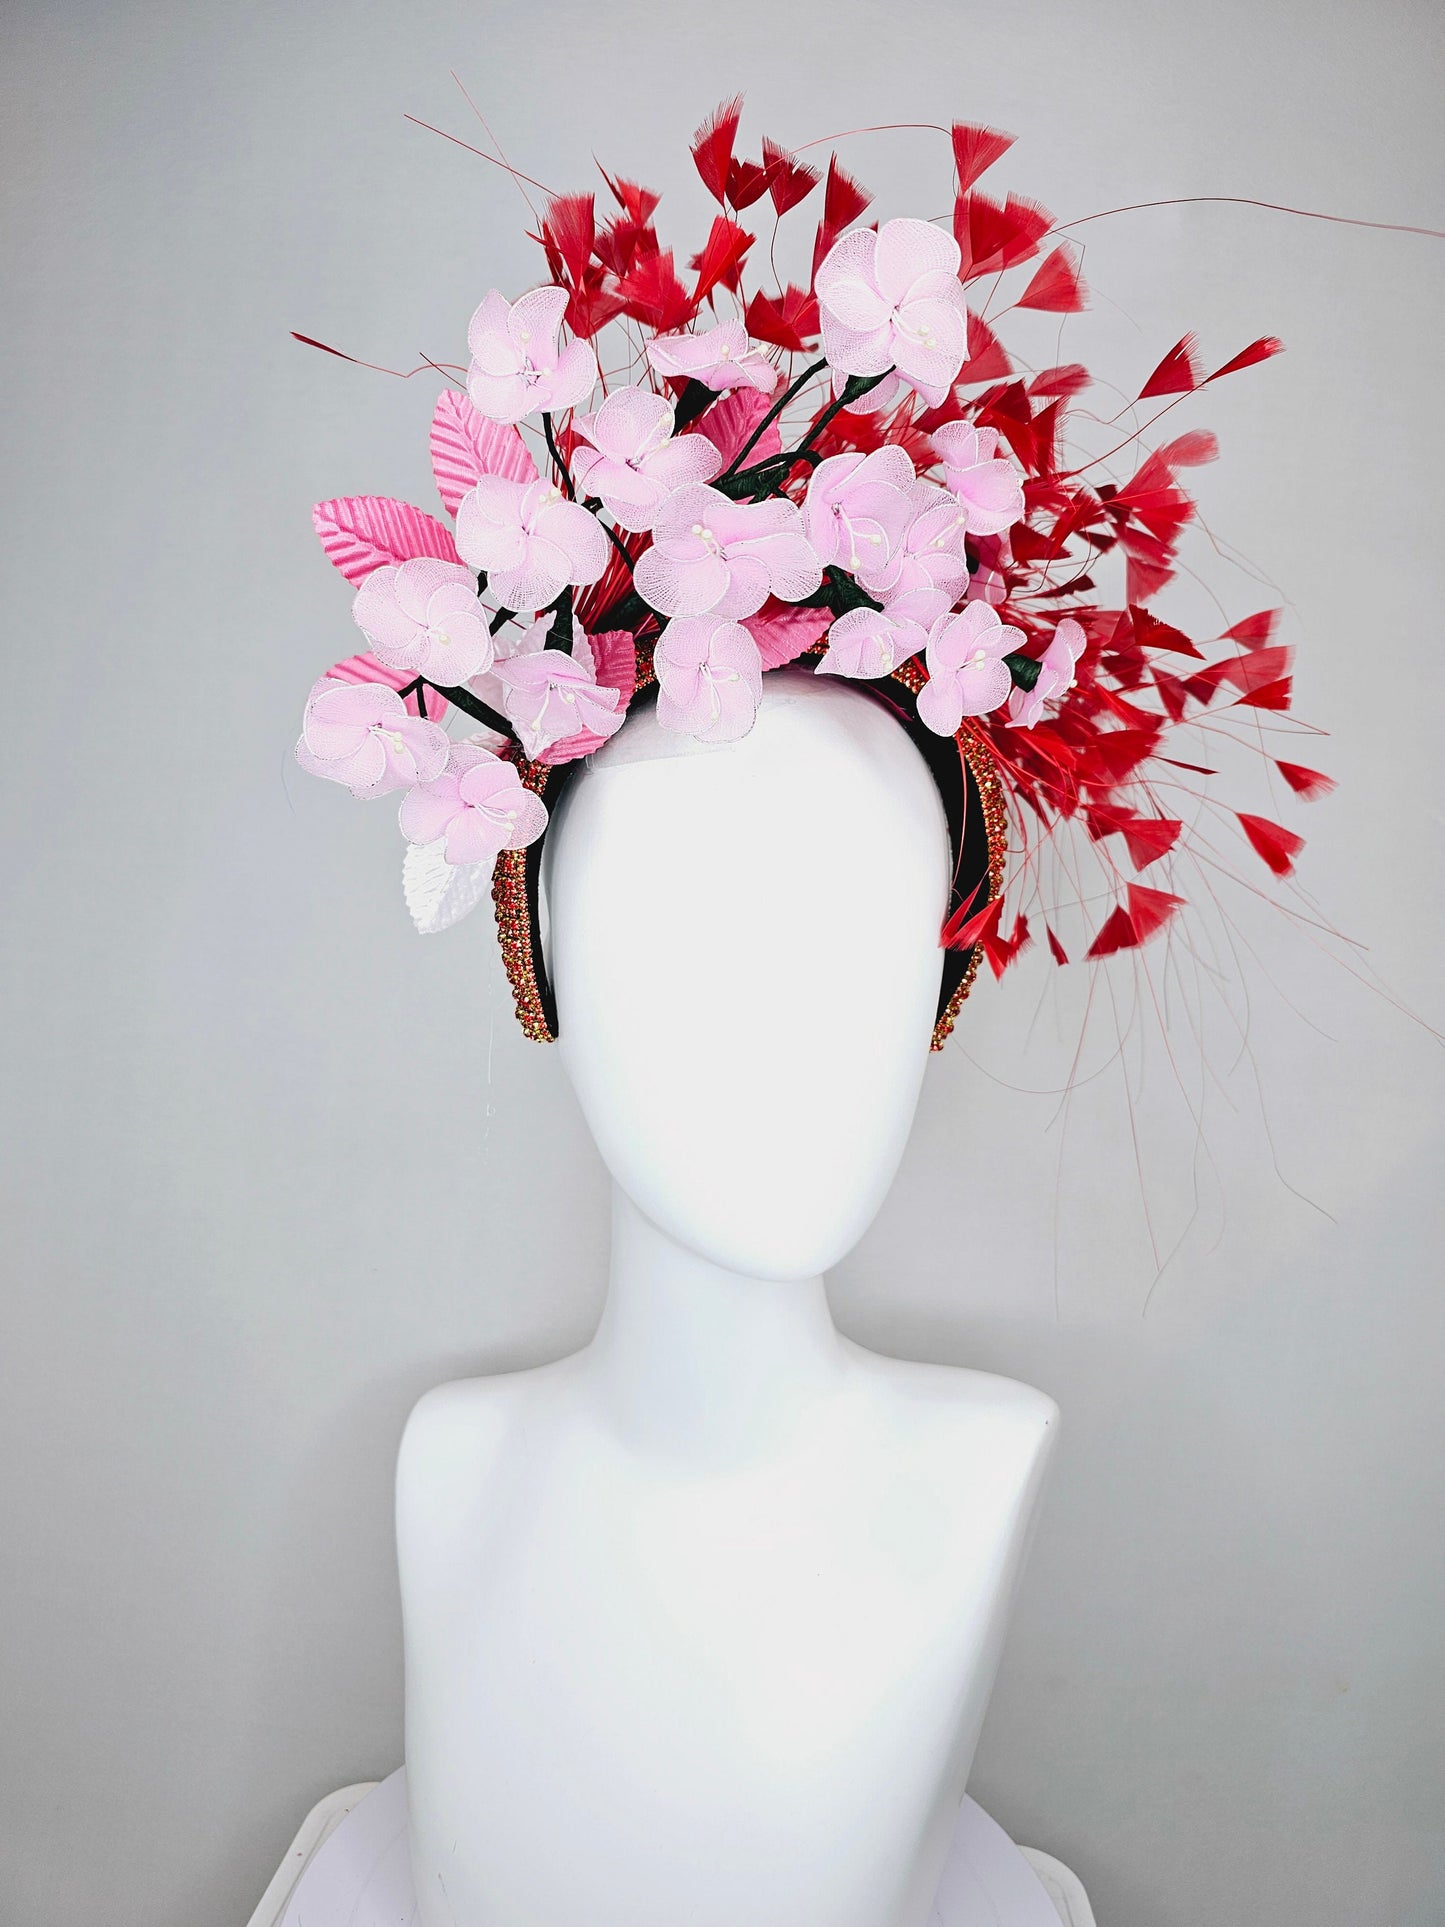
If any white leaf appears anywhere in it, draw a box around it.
[402,838,492,935]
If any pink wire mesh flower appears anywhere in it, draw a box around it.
[491,636,626,761]
[865,482,971,600]
[1008,617,1088,728]
[653,616,764,742]
[930,422,1025,537]
[466,286,597,424]
[456,476,610,611]
[295,676,450,798]
[633,483,821,620]
[398,741,549,866]
[815,219,968,406]
[802,446,917,590]
[646,320,779,394]
[351,558,495,684]
[816,588,951,681]
[917,602,1025,734]
[569,386,722,532]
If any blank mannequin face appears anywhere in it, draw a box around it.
[545,671,952,1280]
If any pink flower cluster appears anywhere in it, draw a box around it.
[300,222,1086,934]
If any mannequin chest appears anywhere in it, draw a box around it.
[398,1367,1053,1927]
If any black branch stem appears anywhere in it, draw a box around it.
[719,358,828,479]
[541,412,575,499]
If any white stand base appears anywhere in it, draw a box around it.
[249,1770,1097,1927]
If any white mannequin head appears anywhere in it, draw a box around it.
[544,670,952,1281]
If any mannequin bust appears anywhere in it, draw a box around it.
[396,670,1057,1927]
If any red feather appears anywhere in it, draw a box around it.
[598,172,660,225]
[1017,244,1088,313]
[1235,675,1293,710]
[1206,336,1284,382]
[822,154,871,232]
[691,97,743,205]
[941,891,1002,954]
[725,156,777,211]
[951,121,1016,193]
[745,285,820,352]
[1046,924,1069,966]
[1154,429,1218,468]
[1029,363,1092,400]
[1086,905,1140,959]
[1086,883,1185,958]
[1131,606,1202,658]
[1224,608,1281,648]
[1139,334,1202,399]
[1126,883,1187,942]
[957,309,1012,384]
[955,191,1052,278]
[1276,759,1336,801]
[537,193,595,288]
[616,249,695,331]
[690,215,753,303]
[1237,812,1305,876]
[761,137,820,215]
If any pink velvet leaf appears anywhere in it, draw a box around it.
[312,496,460,585]
[325,651,450,722]
[694,387,783,468]
[586,629,639,700]
[429,391,537,517]
[742,600,830,668]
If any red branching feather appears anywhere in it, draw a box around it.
[1086,884,1185,958]
[941,889,1000,953]
[1046,924,1069,966]
[822,155,871,233]
[745,285,820,353]
[538,193,595,288]
[598,171,660,226]
[1154,429,1219,469]
[1276,759,1337,800]
[1126,883,1188,942]
[1017,243,1088,312]
[955,191,1053,279]
[690,215,754,303]
[957,309,1012,384]
[1086,807,1183,871]
[726,155,778,211]
[1086,905,1139,959]
[616,248,696,331]
[1139,334,1203,399]
[1224,608,1281,647]
[1207,336,1285,383]
[1130,606,1201,658]
[691,96,743,205]
[951,122,1016,194]
[1029,363,1092,400]
[1234,675,1293,710]
[1187,643,1293,702]
[762,137,820,214]
[1237,812,1305,876]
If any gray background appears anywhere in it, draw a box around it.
[2,2,1442,1922]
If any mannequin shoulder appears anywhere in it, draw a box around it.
[842,1342,1059,1459]
[397,1358,575,1519]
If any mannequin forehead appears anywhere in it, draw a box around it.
[543,673,952,1280]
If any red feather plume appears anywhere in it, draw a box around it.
[951,121,1016,193]
[1017,244,1088,312]
[691,97,743,205]
[1237,812,1305,876]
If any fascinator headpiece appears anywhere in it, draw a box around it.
[295,105,1325,1051]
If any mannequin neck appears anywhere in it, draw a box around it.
[586,1186,847,1463]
